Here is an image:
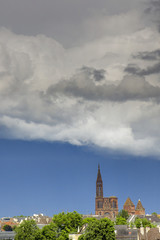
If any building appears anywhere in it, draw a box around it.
[0,232,16,240]
[123,197,136,215]
[0,217,18,231]
[95,165,118,218]
[123,197,145,216]
[138,227,160,240]
[115,225,137,240]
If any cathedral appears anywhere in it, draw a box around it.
[95,165,118,218]
[95,165,145,218]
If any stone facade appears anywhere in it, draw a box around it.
[95,165,118,219]
[138,227,160,240]
[123,197,136,215]
[123,197,145,216]
[135,200,145,216]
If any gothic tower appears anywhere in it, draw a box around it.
[96,164,103,198]
[95,165,118,218]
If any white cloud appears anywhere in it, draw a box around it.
[0,2,160,158]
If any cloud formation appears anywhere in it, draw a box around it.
[0,0,160,156]
[125,63,160,76]
[134,49,160,61]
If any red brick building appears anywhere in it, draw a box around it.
[123,197,145,216]
[95,165,118,219]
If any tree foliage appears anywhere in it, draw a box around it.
[79,218,115,240]
[42,211,83,240]
[15,219,43,240]
[14,212,116,240]
[134,218,142,228]
[115,216,128,225]
[117,210,129,220]
[134,218,155,229]
[152,212,158,216]
[41,222,58,240]
[82,217,97,225]
[3,225,13,231]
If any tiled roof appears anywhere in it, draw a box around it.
[146,215,160,223]
[124,197,135,206]
[26,214,52,224]
[136,200,145,210]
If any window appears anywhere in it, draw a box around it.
[112,200,116,208]
[98,201,103,208]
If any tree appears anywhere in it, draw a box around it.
[15,219,44,240]
[130,222,134,229]
[41,222,58,240]
[82,217,97,225]
[141,218,152,228]
[135,218,141,228]
[152,212,158,216]
[134,218,154,229]
[115,216,128,225]
[52,211,83,239]
[41,211,83,240]
[13,215,27,218]
[79,218,115,240]
[117,210,129,220]
[3,225,13,231]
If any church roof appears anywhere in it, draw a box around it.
[124,197,135,207]
[136,200,145,210]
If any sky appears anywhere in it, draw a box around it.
[0,0,160,217]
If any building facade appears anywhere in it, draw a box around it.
[123,197,145,216]
[95,165,118,218]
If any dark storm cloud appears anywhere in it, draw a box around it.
[133,49,160,61]
[125,63,160,76]
[46,67,160,102]
[1,1,160,155]
[0,0,144,47]
[81,66,105,82]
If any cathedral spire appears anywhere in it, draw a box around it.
[96,164,103,197]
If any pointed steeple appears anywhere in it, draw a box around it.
[135,199,145,215]
[123,197,135,215]
[136,199,145,211]
[97,164,102,181]
[124,197,135,207]
[96,164,103,197]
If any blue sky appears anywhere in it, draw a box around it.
[1,139,160,217]
[0,0,160,218]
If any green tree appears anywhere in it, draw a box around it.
[82,217,97,225]
[3,225,13,231]
[41,222,58,240]
[78,235,84,240]
[117,210,129,220]
[15,219,44,240]
[152,212,158,216]
[13,215,27,218]
[115,216,127,225]
[141,218,152,228]
[130,222,134,229]
[79,218,115,240]
[42,211,83,240]
[134,218,153,229]
[135,218,141,228]
[52,211,82,238]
